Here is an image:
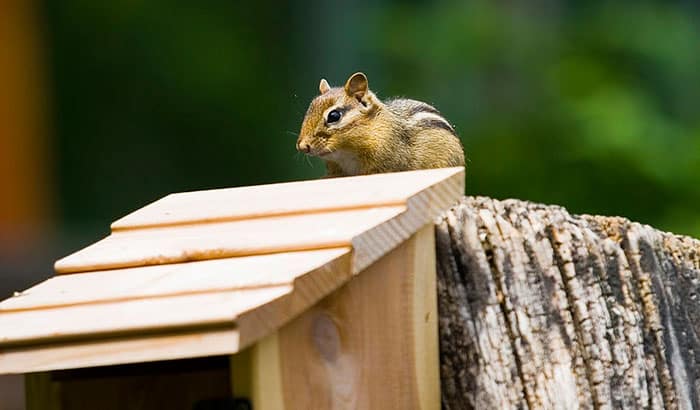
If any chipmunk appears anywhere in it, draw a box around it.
[296,72,465,177]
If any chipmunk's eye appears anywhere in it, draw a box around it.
[327,110,342,124]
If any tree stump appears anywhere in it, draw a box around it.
[436,196,700,410]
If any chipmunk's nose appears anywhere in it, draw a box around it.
[297,141,311,154]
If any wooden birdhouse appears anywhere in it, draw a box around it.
[0,167,464,409]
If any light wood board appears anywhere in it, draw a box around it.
[2,326,240,375]
[235,225,440,409]
[54,207,403,274]
[0,248,350,345]
[55,167,464,274]
[111,167,464,230]
[2,248,349,312]
[0,167,463,375]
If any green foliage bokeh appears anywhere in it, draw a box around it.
[44,0,700,238]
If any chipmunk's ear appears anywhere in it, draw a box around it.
[319,78,330,94]
[344,72,368,100]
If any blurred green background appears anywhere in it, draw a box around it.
[49,0,700,234]
[0,2,698,405]
[2,0,700,294]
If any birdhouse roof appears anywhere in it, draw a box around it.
[0,167,464,374]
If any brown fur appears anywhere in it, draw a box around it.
[297,72,465,177]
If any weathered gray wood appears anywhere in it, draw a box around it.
[437,196,700,410]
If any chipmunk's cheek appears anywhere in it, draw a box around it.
[314,140,333,157]
[324,137,338,149]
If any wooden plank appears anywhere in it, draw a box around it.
[56,167,464,275]
[351,166,463,273]
[412,224,441,410]
[111,167,464,231]
[240,225,440,409]
[0,287,291,346]
[247,335,285,410]
[55,206,404,274]
[1,327,240,375]
[0,249,352,373]
[2,248,349,312]
[0,168,462,375]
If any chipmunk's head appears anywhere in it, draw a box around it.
[296,72,381,159]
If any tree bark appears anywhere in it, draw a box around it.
[436,196,700,410]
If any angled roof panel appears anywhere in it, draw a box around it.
[111,167,464,230]
[0,167,464,374]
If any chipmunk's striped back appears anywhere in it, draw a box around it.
[387,99,457,137]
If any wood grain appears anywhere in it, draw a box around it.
[111,167,464,231]
[0,250,351,373]
[0,250,350,343]
[55,207,403,274]
[436,196,700,409]
[2,248,349,312]
[55,167,464,274]
[1,326,240,375]
[240,225,440,410]
[350,168,463,274]
[0,286,290,346]
[0,167,463,376]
